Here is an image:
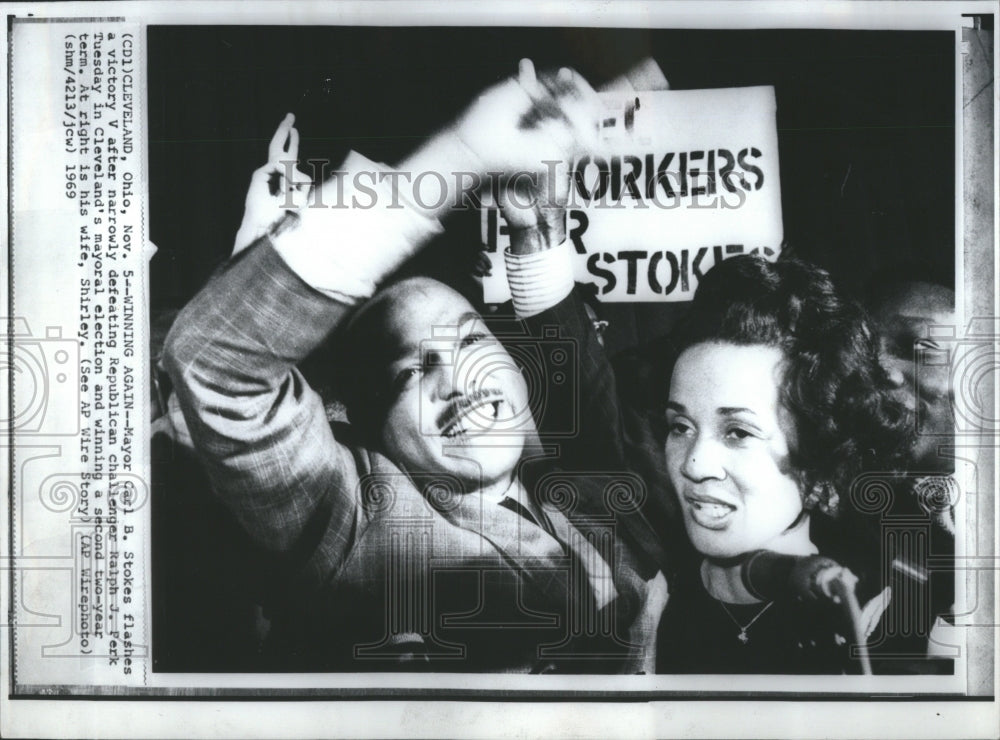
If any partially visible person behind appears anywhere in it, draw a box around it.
[862,266,957,670]
[654,254,911,674]
[866,267,956,474]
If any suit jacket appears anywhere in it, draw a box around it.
[164,237,665,672]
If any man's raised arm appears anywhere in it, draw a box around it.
[161,152,445,564]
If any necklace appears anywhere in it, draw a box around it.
[717,600,774,644]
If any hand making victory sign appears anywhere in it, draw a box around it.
[496,60,595,251]
[498,58,668,255]
[232,112,313,255]
[235,59,607,278]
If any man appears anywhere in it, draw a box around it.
[861,270,957,671]
[868,275,957,474]
[164,65,664,671]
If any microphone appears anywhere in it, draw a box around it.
[741,550,852,603]
[740,549,873,675]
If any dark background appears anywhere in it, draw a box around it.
[148,25,955,356]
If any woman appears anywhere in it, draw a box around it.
[655,254,911,674]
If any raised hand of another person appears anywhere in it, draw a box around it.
[497,62,574,255]
[451,59,601,180]
[233,113,313,255]
[267,62,605,302]
[500,58,669,255]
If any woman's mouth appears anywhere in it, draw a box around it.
[684,493,737,530]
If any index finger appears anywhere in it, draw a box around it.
[267,113,295,162]
[517,58,545,99]
[542,67,602,153]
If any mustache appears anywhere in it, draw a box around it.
[436,388,505,432]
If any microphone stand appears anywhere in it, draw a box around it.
[829,574,873,676]
[743,550,874,676]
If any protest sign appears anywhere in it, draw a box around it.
[481,86,783,303]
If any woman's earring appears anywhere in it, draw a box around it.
[805,481,839,516]
[821,487,840,516]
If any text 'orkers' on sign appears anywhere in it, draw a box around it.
[481,86,783,303]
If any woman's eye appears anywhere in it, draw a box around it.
[724,426,754,442]
[667,419,692,436]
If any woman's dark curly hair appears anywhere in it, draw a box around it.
[669,254,913,515]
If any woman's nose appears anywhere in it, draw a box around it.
[680,435,725,482]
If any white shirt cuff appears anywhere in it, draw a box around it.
[504,240,575,318]
[271,151,444,303]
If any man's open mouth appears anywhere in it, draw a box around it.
[440,398,504,439]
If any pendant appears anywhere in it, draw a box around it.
[737,630,749,644]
